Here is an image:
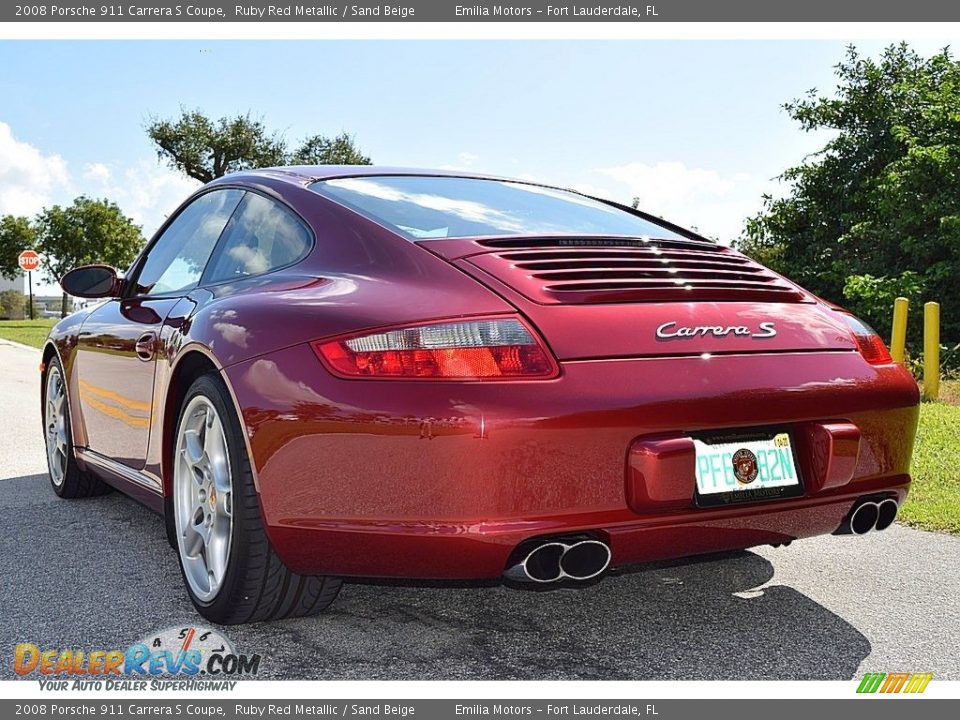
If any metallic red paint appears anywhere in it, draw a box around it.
[41,167,921,584]
[224,344,917,578]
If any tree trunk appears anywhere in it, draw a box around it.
[61,292,68,319]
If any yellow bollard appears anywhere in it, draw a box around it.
[891,297,909,365]
[923,302,940,401]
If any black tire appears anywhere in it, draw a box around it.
[43,357,110,499]
[171,372,342,624]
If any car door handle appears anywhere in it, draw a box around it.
[135,333,156,361]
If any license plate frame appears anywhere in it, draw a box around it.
[692,426,805,507]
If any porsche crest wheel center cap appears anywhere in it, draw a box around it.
[732,448,759,485]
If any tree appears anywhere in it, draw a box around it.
[34,197,144,317]
[737,44,960,348]
[0,289,26,320]
[147,109,371,183]
[289,132,372,165]
[0,215,36,280]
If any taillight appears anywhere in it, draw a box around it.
[312,317,558,380]
[840,314,892,365]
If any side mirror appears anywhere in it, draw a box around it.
[60,265,122,299]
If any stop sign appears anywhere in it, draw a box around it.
[18,250,40,272]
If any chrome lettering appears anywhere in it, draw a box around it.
[656,321,778,340]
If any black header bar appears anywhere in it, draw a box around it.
[5,1,960,23]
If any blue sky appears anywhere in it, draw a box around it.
[0,39,952,293]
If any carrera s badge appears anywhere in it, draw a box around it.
[655,321,777,340]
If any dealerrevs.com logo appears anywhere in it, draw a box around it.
[14,626,261,690]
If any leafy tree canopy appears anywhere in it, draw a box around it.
[147,109,372,183]
[34,197,144,316]
[737,43,960,347]
[0,289,26,319]
[0,215,37,280]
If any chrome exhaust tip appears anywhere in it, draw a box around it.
[874,498,899,531]
[558,540,612,581]
[504,537,612,584]
[850,501,880,535]
[503,542,568,583]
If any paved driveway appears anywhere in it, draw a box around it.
[1,340,957,680]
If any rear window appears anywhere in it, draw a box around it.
[309,175,688,241]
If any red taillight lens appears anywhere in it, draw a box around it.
[840,314,892,365]
[312,318,557,380]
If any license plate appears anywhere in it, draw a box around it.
[694,432,802,505]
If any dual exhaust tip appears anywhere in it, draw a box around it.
[504,538,611,584]
[841,497,899,535]
[506,497,898,581]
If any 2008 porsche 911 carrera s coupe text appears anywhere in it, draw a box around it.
[41,167,920,624]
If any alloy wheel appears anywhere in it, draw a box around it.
[174,395,234,602]
[44,366,69,487]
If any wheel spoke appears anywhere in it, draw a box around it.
[194,517,211,546]
[204,413,222,453]
[184,510,209,553]
[210,457,230,494]
[207,522,229,582]
[183,533,204,561]
[183,428,204,465]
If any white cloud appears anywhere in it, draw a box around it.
[82,162,111,183]
[80,159,200,237]
[0,122,202,296]
[568,181,615,199]
[590,161,759,243]
[0,122,199,239]
[0,122,71,216]
[439,151,482,172]
[597,161,737,209]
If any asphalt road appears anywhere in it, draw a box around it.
[1,339,958,681]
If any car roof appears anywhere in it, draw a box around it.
[210,166,711,244]
[217,165,526,186]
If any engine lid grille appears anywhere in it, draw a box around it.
[466,237,805,304]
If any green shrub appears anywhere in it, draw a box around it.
[0,289,25,320]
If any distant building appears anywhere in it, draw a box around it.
[0,275,25,294]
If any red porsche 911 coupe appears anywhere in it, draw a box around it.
[42,167,919,624]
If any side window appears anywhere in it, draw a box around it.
[204,193,312,284]
[134,189,245,295]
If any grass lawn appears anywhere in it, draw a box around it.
[0,319,56,349]
[901,401,960,535]
[938,378,960,406]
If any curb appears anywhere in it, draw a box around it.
[0,338,42,353]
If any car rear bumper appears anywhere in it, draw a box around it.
[223,345,920,579]
[261,479,910,579]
